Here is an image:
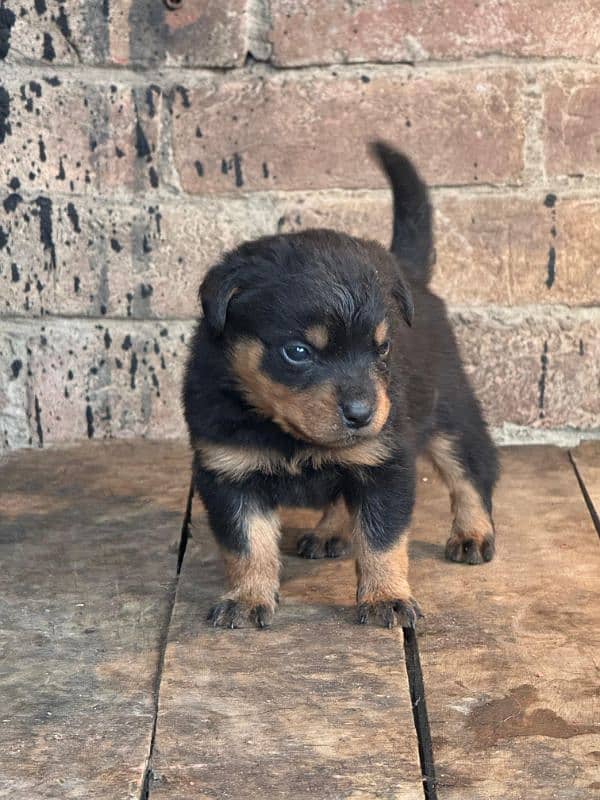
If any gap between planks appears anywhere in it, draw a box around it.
[141,475,435,800]
[140,477,194,800]
[568,450,600,538]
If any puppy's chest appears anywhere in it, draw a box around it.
[270,465,342,510]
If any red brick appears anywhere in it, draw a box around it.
[270,0,600,66]
[2,309,597,448]
[275,192,600,307]
[543,70,600,178]
[109,0,248,67]
[4,0,248,67]
[0,328,30,452]
[454,310,600,429]
[0,78,161,197]
[172,70,525,192]
[23,320,190,445]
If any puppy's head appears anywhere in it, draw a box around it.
[200,230,412,447]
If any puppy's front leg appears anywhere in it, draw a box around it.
[348,466,421,629]
[195,468,280,629]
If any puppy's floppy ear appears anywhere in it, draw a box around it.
[199,254,244,337]
[392,272,414,327]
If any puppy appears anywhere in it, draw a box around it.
[183,142,498,629]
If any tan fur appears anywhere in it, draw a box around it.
[374,320,389,346]
[314,496,353,541]
[304,324,329,349]
[222,509,281,610]
[427,433,493,544]
[196,437,391,483]
[230,338,391,447]
[354,524,411,604]
[371,379,391,434]
[231,339,341,444]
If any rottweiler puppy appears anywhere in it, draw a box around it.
[183,142,498,629]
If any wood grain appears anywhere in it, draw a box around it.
[149,510,423,799]
[0,440,190,799]
[571,439,600,534]
[410,446,600,798]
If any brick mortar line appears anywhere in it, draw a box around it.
[2,56,600,87]
[493,425,600,447]
[1,305,599,329]
[7,182,600,211]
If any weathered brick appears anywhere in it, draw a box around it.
[2,0,248,67]
[270,0,600,66]
[0,77,161,196]
[454,309,600,429]
[8,319,192,447]
[0,328,30,453]
[543,69,600,178]
[0,196,282,318]
[1,198,166,317]
[2,309,597,449]
[4,190,597,320]
[172,69,525,193]
[275,192,600,307]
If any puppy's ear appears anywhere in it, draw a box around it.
[392,273,414,327]
[199,255,244,337]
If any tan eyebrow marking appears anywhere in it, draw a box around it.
[374,320,389,346]
[304,324,329,349]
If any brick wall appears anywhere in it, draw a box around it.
[1,0,599,454]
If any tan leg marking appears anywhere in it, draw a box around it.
[296,496,352,559]
[209,509,281,628]
[222,510,281,610]
[353,517,420,628]
[427,433,495,564]
[355,532,411,605]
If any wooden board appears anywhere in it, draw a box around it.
[411,446,600,798]
[0,440,190,799]
[571,440,600,534]
[149,512,423,799]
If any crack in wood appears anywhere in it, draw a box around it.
[140,476,194,799]
[402,626,438,800]
[568,450,600,538]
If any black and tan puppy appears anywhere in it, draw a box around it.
[183,142,498,629]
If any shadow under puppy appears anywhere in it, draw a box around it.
[183,142,499,629]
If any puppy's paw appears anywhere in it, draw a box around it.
[296,532,349,559]
[207,598,276,629]
[445,532,495,565]
[357,597,422,629]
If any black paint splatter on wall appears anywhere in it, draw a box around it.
[538,341,548,419]
[0,86,11,144]
[34,196,57,269]
[544,194,557,289]
[0,6,16,60]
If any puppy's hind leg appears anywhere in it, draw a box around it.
[296,496,352,559]
[427,431,498,565]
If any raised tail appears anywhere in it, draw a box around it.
[370,141,434,285]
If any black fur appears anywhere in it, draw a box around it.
[183,141,499,628]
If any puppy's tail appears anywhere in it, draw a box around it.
[370,140,434,285]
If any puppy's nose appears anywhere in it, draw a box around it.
[341,399,374,429]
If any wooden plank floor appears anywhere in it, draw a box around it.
[0,441,190,799]
[572,440,600,535]
[1,441,598,799]
[148,512,423,800]
[411,446,600,799]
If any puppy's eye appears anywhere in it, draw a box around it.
[281,342,313,366]
[377,340,391,358]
